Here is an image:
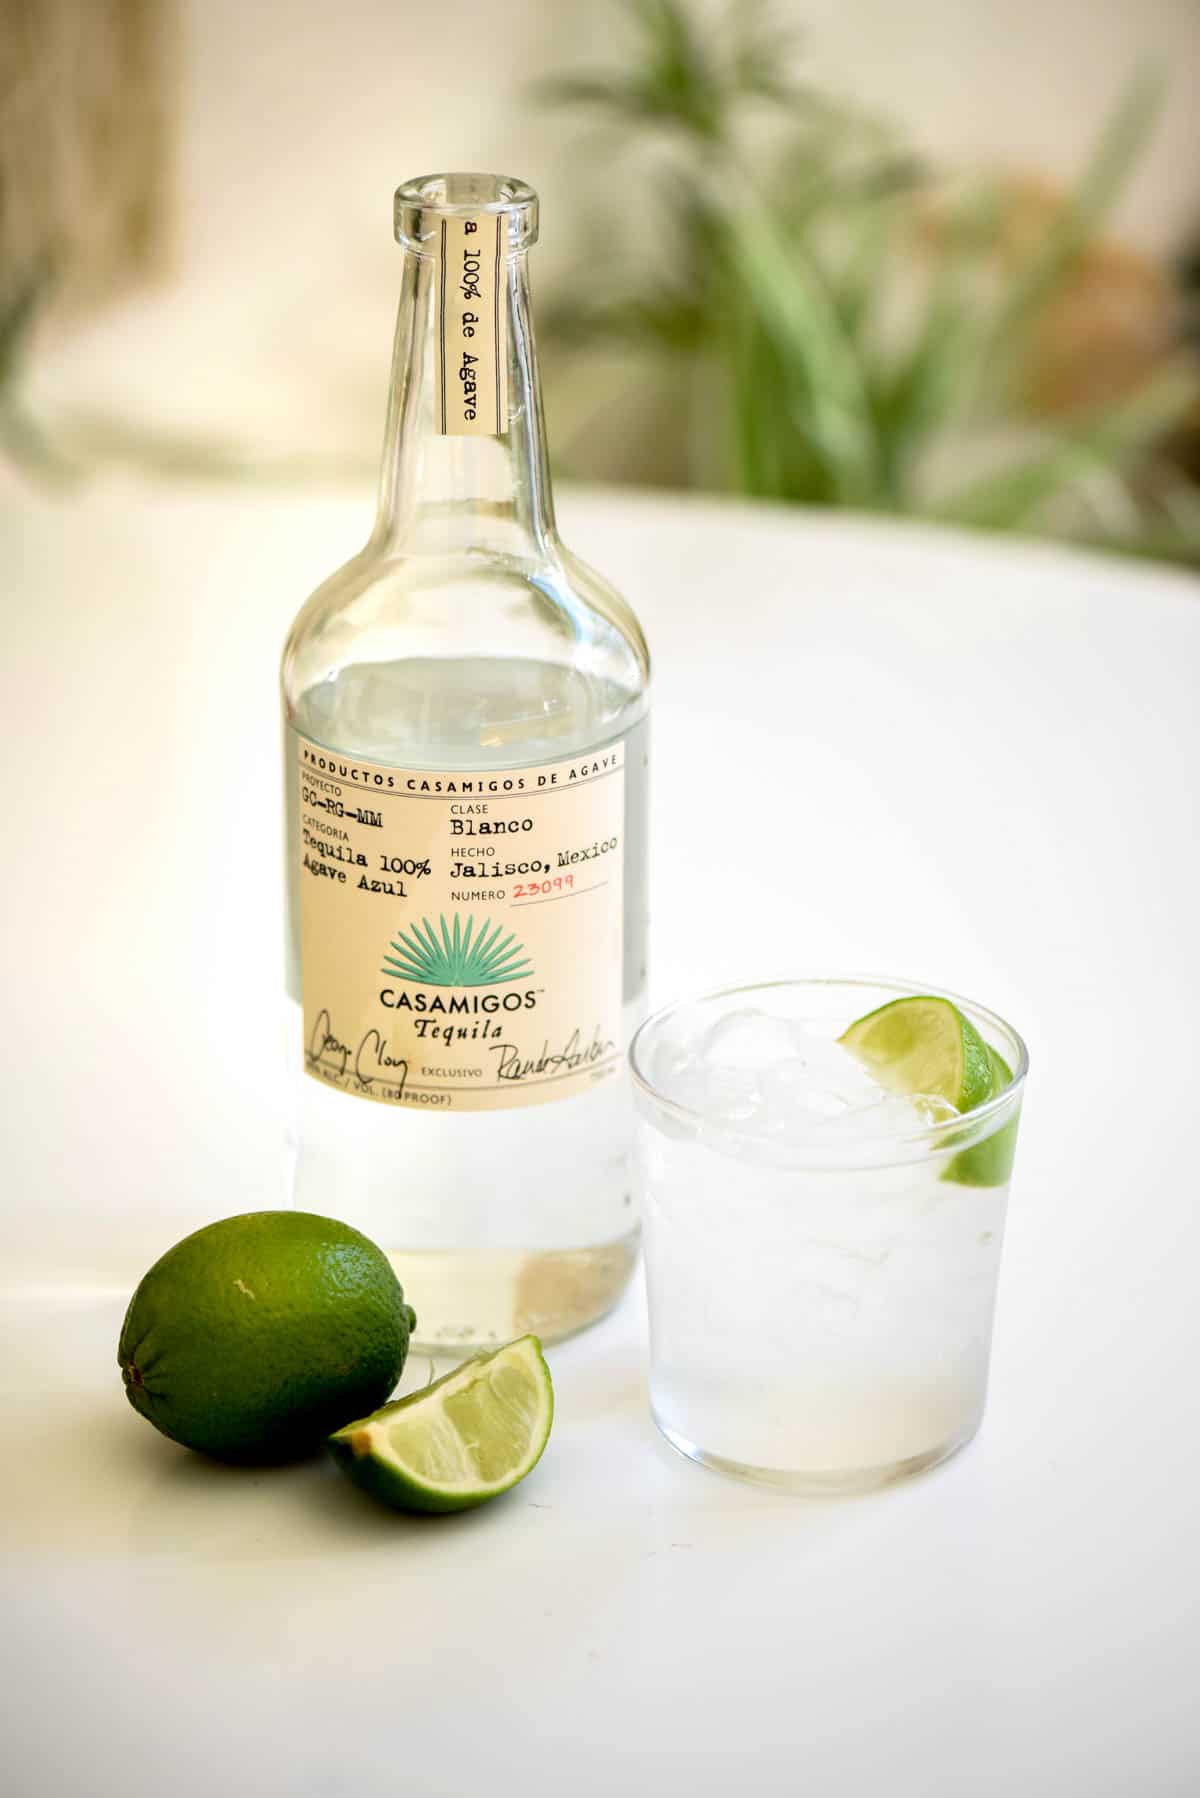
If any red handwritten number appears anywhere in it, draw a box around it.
[514,875,575,899]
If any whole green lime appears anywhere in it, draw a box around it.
[118,1211,417,1463]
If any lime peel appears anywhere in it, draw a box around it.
[117,1211,417,1464]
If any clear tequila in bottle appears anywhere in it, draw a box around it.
[281,174,649,1349]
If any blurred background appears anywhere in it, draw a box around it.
[3,0,1200,559]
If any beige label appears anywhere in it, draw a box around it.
[435,214,508,436]
[294,732,625,1112]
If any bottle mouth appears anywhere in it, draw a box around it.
[394,172,539,254]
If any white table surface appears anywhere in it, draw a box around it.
[3,480,1199,1796]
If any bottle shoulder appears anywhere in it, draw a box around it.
[283,538,648,699]
[281,537,649,764]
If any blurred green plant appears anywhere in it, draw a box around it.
[0,266,82,484]
[538,0,1200,563]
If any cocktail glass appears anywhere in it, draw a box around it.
[629,977,1028,1493]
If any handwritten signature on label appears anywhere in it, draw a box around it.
[307,1009,409,1094]
[490,1027,616,1083]
[307,1010,615,1095]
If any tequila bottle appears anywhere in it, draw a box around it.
[282,174,649,1349]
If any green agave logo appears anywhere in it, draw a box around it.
[381,913,533,987]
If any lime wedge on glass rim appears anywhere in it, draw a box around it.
[839,995,1018,1187]
[327,1335,553,1514]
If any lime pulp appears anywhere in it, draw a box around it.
[327,1335,553,1514]
[839,995,1019,1187]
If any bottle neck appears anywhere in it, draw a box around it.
[371,242,557,559]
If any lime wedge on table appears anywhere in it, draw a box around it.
[327,1336,553,1514]
[840,996,1019,1187]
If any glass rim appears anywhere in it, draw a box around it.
[394,172,539,253]
[628,974,1029,1164]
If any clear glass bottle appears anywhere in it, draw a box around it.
[281,174,649,1349]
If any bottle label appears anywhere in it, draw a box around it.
[293,731,626,1112]
[435,214,509,436]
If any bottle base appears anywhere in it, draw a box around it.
[392,1231,639,1353]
